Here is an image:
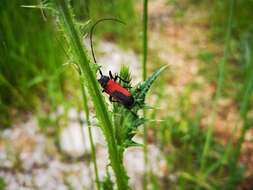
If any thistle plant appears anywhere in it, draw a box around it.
[109,65,166,189]
[24,0,166,189]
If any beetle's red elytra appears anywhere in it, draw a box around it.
[98,75,134,108]
[105,80,131,96]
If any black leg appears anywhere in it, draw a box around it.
[114,75,118,82]
[102,89,105,93]
[109,70,130,84]
[115,74,130,83]
[109,71,114,80]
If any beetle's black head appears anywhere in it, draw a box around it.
[98,75,110,88]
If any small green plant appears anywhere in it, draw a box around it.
[110,65,167,189]
[112,65,167,150]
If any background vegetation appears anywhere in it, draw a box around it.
[0,0,253,189]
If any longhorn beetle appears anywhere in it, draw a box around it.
[90,18,135,108]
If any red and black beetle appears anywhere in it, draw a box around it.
[90,18,134,108]
[98,72,134,108]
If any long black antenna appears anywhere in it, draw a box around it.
[89,18,125,76]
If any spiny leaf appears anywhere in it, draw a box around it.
[124,140,142,148]
[126,117,145,139]
[76,20,91,37]
[21,1,54,12]
[133,65,168,107]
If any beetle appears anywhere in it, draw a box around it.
[98,71,134,108]
[90,18,135,108]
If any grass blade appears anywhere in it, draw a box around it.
[142,0,149,189]
[200,0,235,171]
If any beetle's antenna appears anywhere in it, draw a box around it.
[89,18,126,76]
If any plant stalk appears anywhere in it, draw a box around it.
[54,1,129,189]
[143,0,149,189]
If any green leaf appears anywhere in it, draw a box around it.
[133,65,168,108]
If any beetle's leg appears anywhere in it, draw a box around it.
[116,75,132,90]
[109,71,115,80]
[109,96,119,103]
[109,70,130,84]
[102,89,105,93]
[116,75,130,84]
[114,75,118,82]
[110,71,119,82]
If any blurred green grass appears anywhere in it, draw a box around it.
[0,0,65,126]
[1,0,253,189]
[0,0,139,127]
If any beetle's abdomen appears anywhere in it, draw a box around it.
[111,91,134,108]
[104,80,134,107]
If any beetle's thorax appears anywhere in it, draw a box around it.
[98,75,110,88]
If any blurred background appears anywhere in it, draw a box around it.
[0,0,253,189]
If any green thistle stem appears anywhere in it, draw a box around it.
[54,1,129,189]
[143,0,149,189]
